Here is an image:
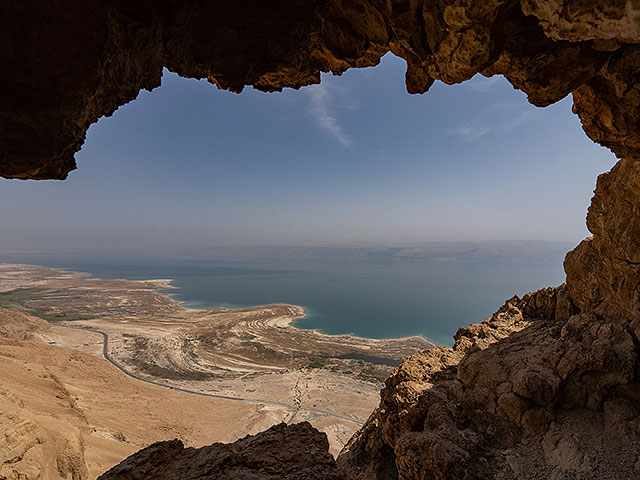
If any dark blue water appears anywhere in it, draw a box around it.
[0,253,566,346]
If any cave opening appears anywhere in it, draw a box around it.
[0,53,617,345]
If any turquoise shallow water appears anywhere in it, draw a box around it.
[0,253,566,346]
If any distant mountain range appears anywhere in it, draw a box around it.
[193,240,576,264]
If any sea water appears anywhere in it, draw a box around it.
[0,253,566,346]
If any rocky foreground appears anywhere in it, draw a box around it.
[98,423,342,480]
[339,286,640,479]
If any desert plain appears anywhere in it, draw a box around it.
[0,263,431,479]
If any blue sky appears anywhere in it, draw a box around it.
[0,54,616,253]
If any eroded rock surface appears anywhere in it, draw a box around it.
[565,156,640,323]
[337,287,640,479]
[97,422,341,480]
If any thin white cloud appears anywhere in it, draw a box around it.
[447,102,541,142]
[307,83,352,147]
[446,126,491,141]
[508,108,538,128]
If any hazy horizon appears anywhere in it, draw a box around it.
[0,239,574,254]
[0,242,570,345]
[0,54,616,253]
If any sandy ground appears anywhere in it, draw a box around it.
[0,311,280,479]
[0,263,433,478]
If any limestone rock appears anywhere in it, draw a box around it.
[337,289,640,479]
[565,157,640,322]
[572,45,640,159]
[97,422,342,480]
[521,0,640,43]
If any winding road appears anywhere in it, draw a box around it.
[65,324,365,426]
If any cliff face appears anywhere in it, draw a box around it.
[3,1,640,479]
[338,287,640,479]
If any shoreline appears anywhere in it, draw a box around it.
[0,262,433,364]
[0,261,433,457]
[2,261,437,347]
[150,277,438,347]
[155,273,436,345]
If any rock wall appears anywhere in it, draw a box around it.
[3,1,640,479]
[565,157,640,323]
[337,288,640,479]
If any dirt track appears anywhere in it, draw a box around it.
[67,323,364,425]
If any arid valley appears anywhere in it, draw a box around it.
[0,263,430,478]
